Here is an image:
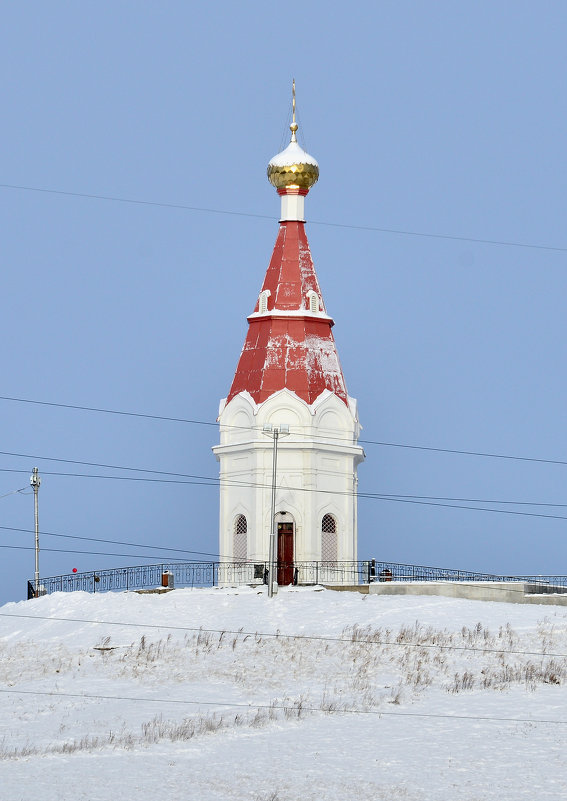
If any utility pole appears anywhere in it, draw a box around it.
[262,424,289,598]
[30,467,41,595]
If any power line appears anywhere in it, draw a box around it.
[0,395,219,429]
[4,464,567,524]
[312,219,567,254]
[0,688,564,725]
[5,518,562,590]
[361,438,567,467]
[0,449,219,481]
[5,532,565,600]
[5,448,567,508]
[366,493,567,509]
[3,393,567,468]
[0,524,221,560]
[0,466,218,486]
[0,486,28,500]
[10,528,560,598]
[1,611,564,658]
[361,495,567,522]
[0,182,274,222]
[0,544,192,560]
[5,457,567,520]
[1,181,566,254]
[4,399,567,527]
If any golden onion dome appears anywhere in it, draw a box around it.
[267,135,319,190]
[267,81,319,190]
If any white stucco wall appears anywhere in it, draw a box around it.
[213,389,365,576]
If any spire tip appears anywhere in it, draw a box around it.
[290,79,298,141]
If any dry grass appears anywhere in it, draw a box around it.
[1,615,566,759]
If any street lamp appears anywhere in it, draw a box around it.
[30,467,41,596]
[262,423,289,598]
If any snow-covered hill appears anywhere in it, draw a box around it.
[1,586,566,800]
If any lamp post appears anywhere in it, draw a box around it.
[262,424,289,598]
[30,467,41,595]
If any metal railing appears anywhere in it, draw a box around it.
[365,560,567,594]
[27,559,567,598]
[29,562,217,596]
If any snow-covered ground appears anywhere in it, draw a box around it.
[1,586,566,800]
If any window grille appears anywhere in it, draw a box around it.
[321,514,337,562]
[234,514,247,561]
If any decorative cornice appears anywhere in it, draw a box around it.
[247,310,334,324]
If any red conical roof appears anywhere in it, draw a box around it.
[227,219,349,406]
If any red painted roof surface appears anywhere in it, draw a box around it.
[227,221,349,406]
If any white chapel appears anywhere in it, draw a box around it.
[213,90,364,586]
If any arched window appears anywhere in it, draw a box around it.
[234,514,247,562]
[259,289,271,315]
[307,290,320,314]
[321,514,337,562]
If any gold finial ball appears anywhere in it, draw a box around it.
[267,140,319,191]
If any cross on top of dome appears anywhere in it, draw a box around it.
[267,80,319,191]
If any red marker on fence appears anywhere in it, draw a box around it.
[72,568,78,573]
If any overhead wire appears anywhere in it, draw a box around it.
[0,486,28,500]
[7,514,566,599]
[0,395,219,429]
[3,464,567,524]
[4,523,565,598]
[2,183,566,485]
[6,443,567,501]
[0,524,221,559]
[1,611,565,658]
[359,438,567,467]
[3,175,566,587]
[0,544,193,560]
[3,394,567,468]
[0,448,219,481]
[5,540,565,601]
[5,447,567,507]
[3,498,562,596]
[1,181,566,254]
[1,687,564,725]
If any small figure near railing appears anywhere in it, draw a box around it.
[368,560,393,582]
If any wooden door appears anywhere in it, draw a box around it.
[277,522,294,585]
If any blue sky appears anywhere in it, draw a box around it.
[1,2,567,604]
